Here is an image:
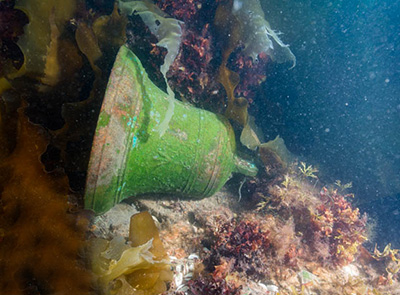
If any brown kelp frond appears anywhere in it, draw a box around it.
[0,107,91,295]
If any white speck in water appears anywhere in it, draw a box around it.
[325,128,330,133]
[233,0,243,11]
[369,72,376,79]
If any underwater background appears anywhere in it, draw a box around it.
[258,0,400,248]
[1,0,400,294]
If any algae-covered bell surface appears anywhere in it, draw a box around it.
[1,0,400,295]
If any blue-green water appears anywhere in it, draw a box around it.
[258,0,400,247]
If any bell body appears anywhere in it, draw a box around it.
[85,46,257,214]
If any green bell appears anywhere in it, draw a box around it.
[85,45,257,214]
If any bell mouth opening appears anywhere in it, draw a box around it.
[85,46,144,214]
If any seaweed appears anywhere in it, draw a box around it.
[187,273,242,295]
[15,0,78,78]
[0,107,91,295]
[298,162,319,180]
[232,0,296,67]
[88,211,173,295]
[206,216,272,280]
[214,0,248,126]
[119,0,183,136]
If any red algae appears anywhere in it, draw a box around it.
[134,160,400,294]
[310,187,368,266]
